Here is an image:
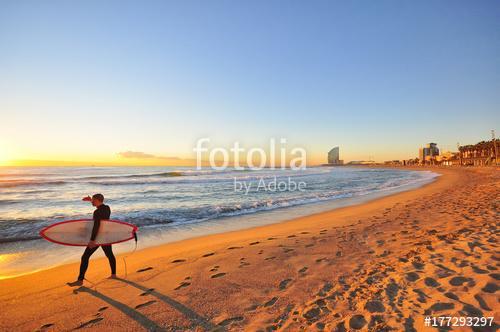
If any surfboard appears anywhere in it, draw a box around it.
[40,219,138,246]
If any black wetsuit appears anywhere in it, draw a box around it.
[78,204,116,280]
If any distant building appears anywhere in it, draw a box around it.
[384,160,402,166]
[327,147,343,165]
[436,151,460,166]
[347,160,377,165]
[419,143,440,164]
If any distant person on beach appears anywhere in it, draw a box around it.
[67,194,116,286]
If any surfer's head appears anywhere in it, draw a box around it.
[91,193,104,207]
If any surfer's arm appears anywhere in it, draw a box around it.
[90,219,100,241]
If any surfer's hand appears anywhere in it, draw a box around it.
[82,196,91,202]
[88,240,97,248]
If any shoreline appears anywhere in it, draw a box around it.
[0,167,438,280]
[1,167,497,331]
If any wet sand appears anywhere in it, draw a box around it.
[0,167,498,331]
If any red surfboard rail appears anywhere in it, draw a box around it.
[40,219,138,247]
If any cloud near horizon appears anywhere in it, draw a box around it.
[118,151,181,160]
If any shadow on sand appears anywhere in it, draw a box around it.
[75,278,217,331]
[115,278,216,331]
[76,286,165,331]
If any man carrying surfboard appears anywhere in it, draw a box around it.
[67,194,117,286]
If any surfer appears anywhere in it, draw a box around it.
[67,194,117,286]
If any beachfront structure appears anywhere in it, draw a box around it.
[458,140,499,166]
[384,160,402,166]
[327,147,343,165]
[347,160,377,165]
[435,151,460,166]
[419,143,440,164]
[402,158,419,166]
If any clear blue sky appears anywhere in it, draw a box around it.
[1,0,499,164]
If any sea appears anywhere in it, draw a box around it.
[0,166,438,278]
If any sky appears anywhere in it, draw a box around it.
[1,0,499,166]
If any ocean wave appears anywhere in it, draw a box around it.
[87,170,333,186]
[0,236,41,244]
[0,172,59,178]
[0,180,66,188]
[0,199,22,205]
[78,171,184,180]
[78,169,260,181]
[0,168,439,245]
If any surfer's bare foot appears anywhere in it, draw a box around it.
[67,280,83,287]
[108,274,117,279]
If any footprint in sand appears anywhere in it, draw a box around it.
[378,250,391,257]
[279,279,292,290]
[137,267,153,272]
[98,306,108,312]
[298,267,308,274]
[174,282,191,290]
[249,241,260,245]
[244,303,259,312]
[267,237,277,240]
[444,292,460,301]
[303,307,321,321]
[424,277,440,287]
[349,314,367,330]
[228,246,243,250]
[474,294,492,311]
[424,302,454,315]
[489,273,500,280]
[317,282,333,296]
[140,289,154,296]
[135,300,157,309]
[171,259,186,263]
[449,276,470,286]
[287,235,297,238]
[412,261,425,270]
[264,297,278,307]
[202,252,215,257]
[265,256,276,261]
[211,273,226,279]
[364,300,385,313]
[218,316,244,327]
[38,323,54,331]
[482,282,499,293]
[305,243,314,248]
[405,272,420,282]
[461,304,483,317]
[76,318,103,329]
[471,265,489,274]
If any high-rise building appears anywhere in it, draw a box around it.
[419,143,440,163]
[328,147,343,165]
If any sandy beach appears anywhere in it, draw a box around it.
[0,167,498,331]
